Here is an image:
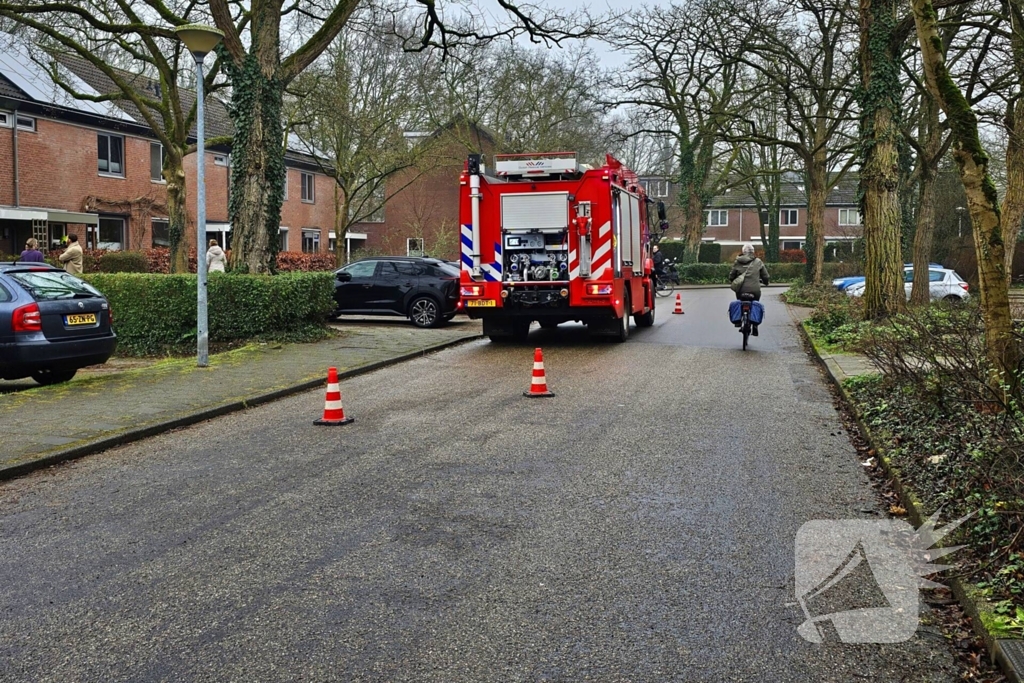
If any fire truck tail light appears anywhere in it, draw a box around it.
[586,284,612,295]
[461,285,483,297]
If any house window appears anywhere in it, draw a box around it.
[782,240,803,250]
[213,154,228,166]
[0,111,9,127]
[705,209,728,227]
[152,219,169,247]
[839,208,862,226]
[407,237,424,257]
[301,228,321,253]
[150,143,164,182]
[643,179,669,198]
[282,172,288,201]
[279,227,289,251]
[97,216,126,250]
[301,173,315,203]
[98,133,125,176]
[15,115,34,131]
[781,209,798,226]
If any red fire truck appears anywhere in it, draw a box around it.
[458,152,659,342]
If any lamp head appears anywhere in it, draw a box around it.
[175,24,224,61]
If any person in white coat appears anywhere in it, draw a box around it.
[206,239,227,273]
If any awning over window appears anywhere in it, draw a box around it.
[328,231,367,240]
[0,207,99,225]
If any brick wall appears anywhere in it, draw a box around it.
[0,113,334,253]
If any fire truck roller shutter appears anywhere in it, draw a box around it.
[629,194,642,276]
[501,192,569,230]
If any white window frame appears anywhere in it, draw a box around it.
[0,111,10,128]
[839,208,862,226]
[705,209,728,227]
[643,179,669,198]
[98,132,125,177]
[97,216,126,250]
[282,171,288,201]
[780,209,798,226]
[213,154,229,167]
[150,142,164,183]
[782,240,804,251]
[15,114,35,132]
[407,237,424,257]
[301,228,321,253]
[279,227,289,251]
[301,172,315,203]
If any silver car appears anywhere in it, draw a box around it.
[844,267,970,302]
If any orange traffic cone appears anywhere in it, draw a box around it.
[314,367,354,425]
[673,292,685,314]
[524,347,555,398]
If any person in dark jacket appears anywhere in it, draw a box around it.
[19,238,45,263]
[729,244,770,335]
[652,244,665,278]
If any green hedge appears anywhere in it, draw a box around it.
[698,242,722,263]
[85,272,334,354]
[676,262,852,284]
[96,250,149,273]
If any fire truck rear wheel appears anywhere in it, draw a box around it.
[634,301,655,328]
[612,294,630,343]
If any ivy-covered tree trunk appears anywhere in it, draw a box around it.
[914,0,1021,397]
[910,95,942,305]
[226,54,285,274]
[805,153,828,284]
[680,187,704,263]
[1003,0,1024,280]
[164,151,189,274]
[859,0,906,319]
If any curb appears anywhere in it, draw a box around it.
[796,320,1023,682]
[0,334,482,483]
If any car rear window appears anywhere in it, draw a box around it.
[435,263,460,277]
[8,271,102,301]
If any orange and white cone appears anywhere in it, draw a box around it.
[524,347,555,398]
[673,292,685,314]
[314,367,354,425]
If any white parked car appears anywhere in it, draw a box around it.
[844,267,970,302]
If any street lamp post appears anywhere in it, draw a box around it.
[175,24,224,368]
[956,206,966,239]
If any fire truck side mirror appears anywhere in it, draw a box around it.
[656,200,667,221]
[575,216,590,236]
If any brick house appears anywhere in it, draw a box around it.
[0,38,333,258]
[348,121,497,261]
[638,174,863,261]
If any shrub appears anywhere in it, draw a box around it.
[698,242,722,263]
[778,248,806,263]
[96,250,149,273]
[276,251,337,272]
[657,241,690,262]
[84,272,334,355]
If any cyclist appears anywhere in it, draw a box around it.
[728,244,770,335]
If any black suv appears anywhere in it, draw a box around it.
[0,262,117,385]
[332,257,461,328]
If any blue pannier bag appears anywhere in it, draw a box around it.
[728,300,765,324]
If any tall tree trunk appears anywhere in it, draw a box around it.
[910,171,937,304]
[1004,0,1024,281]
[165,153,189,274]
[914,0,1021,397]
[767,194,781,263]
[333,182,349,267]
[225,13,286,274]
[859,0,906,319]
[681,185,703,263]
[805,155,827,283]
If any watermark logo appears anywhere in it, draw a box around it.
[794,512,970,643]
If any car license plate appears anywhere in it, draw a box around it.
[65,313,97,326]
[466,299,496,307]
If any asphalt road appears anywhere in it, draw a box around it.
[0,288,958,682]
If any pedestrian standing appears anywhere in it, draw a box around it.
[19,238,45,263]
[206,239,227,273]
[58,234,84,275]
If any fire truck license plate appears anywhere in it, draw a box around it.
[466,299,496,307]
[65,313,97,326]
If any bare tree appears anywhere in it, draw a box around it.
[609,0,746,262]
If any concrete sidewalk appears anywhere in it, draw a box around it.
[0,319,481,479]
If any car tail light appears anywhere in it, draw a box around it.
[960,282,969,291]
[12,303,41,332]
[461,285,483,297]
[108,306,114,325]
[587,284,613,295]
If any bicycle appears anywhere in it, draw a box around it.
[736,293,757,350]
[654,259,680,297]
